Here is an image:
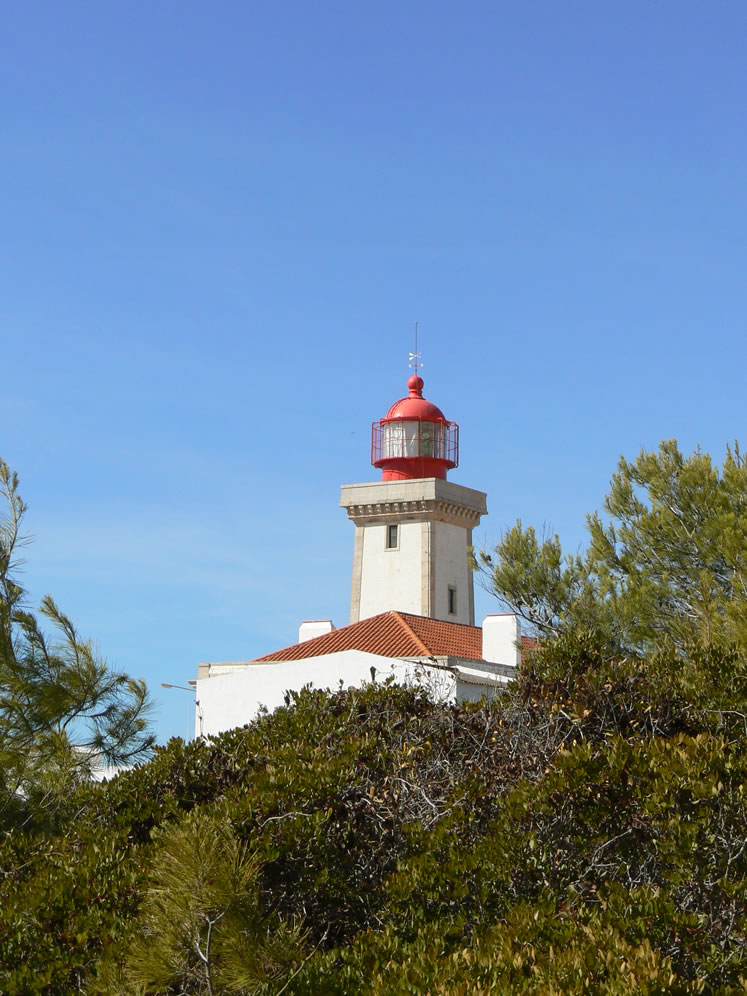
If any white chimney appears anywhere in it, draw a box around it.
[298,620,335,643]
[481,613,521,668]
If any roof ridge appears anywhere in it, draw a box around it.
[254,611,401,662]
[255,612,370,661]
[391,611,432,657]
[253,610,487,664]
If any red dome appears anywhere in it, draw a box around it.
[383,376,447,421]
[371,375,459,481]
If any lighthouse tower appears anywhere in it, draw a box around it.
[340,373,487,625]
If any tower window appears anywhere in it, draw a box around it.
[386,524,399,549]
[448,585,457,615]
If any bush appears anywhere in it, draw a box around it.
[1,660,745,994]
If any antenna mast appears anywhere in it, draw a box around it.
[408,321,422,374]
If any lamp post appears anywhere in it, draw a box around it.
[160,683,201,739]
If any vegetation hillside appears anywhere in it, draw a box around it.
[0,442,744,994]
[1,640,745,994]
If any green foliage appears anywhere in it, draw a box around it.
[1,667,745,994]
[476,441,747,655]
[94,808,306,995]
[0,442,745,992]
[0,459,154,833]
[297,905,706,995]
[588,441,746,651]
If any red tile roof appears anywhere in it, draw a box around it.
[255,611,536,664]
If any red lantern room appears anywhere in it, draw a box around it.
[371,375,459,481]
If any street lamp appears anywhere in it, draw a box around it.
[160,683,201,739]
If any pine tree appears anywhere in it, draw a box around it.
[0,458,154,831]
[93,808,306,995]
[476,441,746,656]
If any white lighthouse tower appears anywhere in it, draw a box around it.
[340,372,487,625]
[194,365,527,738]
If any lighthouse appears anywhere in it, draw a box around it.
[340,373,487,625]
[194,365,527,739]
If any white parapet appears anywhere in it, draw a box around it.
[298,620,336,643]
[481,613,521,668]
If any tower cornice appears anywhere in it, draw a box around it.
[340,478,487,528]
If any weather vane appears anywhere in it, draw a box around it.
[408,321,422,374]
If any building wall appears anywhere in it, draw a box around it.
[195,649,458,738]
[358,520,425,619]
[341,478,487,625]
[355,518,473,624]
[432,520,474,625]
[455,677,503,704]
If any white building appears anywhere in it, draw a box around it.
[194,371,526,738]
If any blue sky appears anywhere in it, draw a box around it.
[3,1,745,742]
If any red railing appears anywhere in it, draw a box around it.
[371,419,459,468]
